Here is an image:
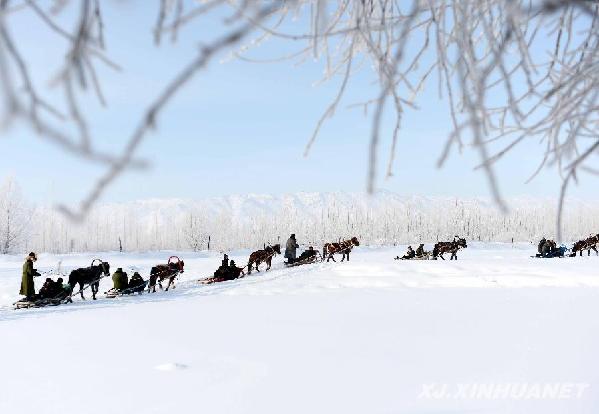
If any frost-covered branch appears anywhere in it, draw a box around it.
[0,1,597,240]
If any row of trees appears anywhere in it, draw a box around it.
[1,179,598,254]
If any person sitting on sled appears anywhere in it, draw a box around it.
[38,278,55,299]
[128,272,145,293]
[213,254,230,279]
[415,244,425,258]
[112,268,129,292]
[537,237,547,255]
[225,260,245,280]
[20,252,40,300]
[297,246,318,262]
[54,277,72,300]
[401,246,416,260]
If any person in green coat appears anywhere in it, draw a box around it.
[112,268,129,291]
[20,252,39,300]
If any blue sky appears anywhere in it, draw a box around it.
[0,2,595,206]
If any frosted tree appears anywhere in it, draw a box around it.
[0,177,31,253]
[0,1,597,240]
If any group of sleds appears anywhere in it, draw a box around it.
[391,233,599,262]
[533,234,599,258]
[14,253,185,309]
[14,234,361,308]
[395,237,468,261]
[199,234,360,284]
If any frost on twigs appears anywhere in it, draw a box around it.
[0,1,598,241]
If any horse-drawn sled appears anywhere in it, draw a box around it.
[532,239,567,258]
[199,254,245,285]
[284,247,321,267]
[14,296,65,309]
[105,271,148,298]
[395,238,468,261]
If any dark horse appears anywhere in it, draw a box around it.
[148,256,184,293]
[323,237,360,262]
[68,259,110,300]
[248,244,281,274]
[433,237,467,260]
[571,234,599,256]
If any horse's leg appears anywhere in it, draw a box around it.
[266,258,271,271]
[165,277,174,291]
[347,251,350,261]
[256,260,261,272]
[440,253,445,260]
[158,279,164,290]
[92,282,98,300]
[248,262,253,275]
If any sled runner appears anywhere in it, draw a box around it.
[395,252,432,260]
[284,253,320,267]
[105,280,148,298]
[14,297,64,309]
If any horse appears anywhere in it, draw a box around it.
[148,256,184,293]
[248,244,281,274]
[572,234,599,256]
[68,259,110,300]
[432,237,467,260]
[323,237,360,262]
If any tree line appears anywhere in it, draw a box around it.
[1,178,598,254]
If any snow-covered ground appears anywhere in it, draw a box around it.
[1,243,598,413]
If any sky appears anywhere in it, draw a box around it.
[0,1,596,208]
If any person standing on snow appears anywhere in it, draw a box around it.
[20,252,39,300]
[285,234,299,262]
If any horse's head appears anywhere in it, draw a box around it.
[351,237,360,246]
[101,262,110,276]
[67,271,77,289]
[457,238,467,248]
[167,256,185,273]
[273,244,281,255]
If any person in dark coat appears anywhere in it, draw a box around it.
[415,244,425,257]
[537,238,547,255]
[285,234,299,261]
[128,272,145,293]
[39,278,55,299]
[20,252,39,300]
[214,254,230,278]
[297,246,318,262]
[225,260,244,280]
[112,268,128,291]
[401,246,416,260]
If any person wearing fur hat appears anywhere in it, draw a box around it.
[20,252,39,300]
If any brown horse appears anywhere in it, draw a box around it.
[248,244,281,274]
[148,256,184,293]
[572,234,599,256]
[323,237,360,262]
[432,237,467,260]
